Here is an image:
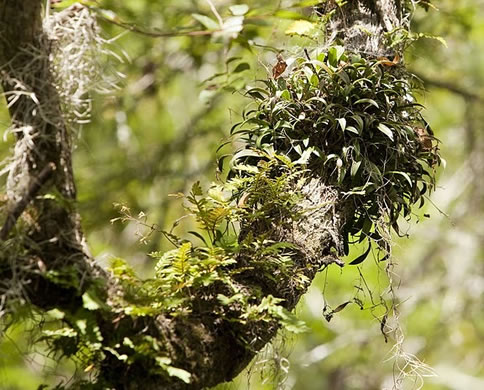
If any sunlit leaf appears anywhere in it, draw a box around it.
[285,20,316,36]
[166,367,192,384]
[355,98,379,108]
[229,4,249,16]
[337,117,346,131]
[388,170,413,187]
[377,123,394,141]
[192,13,220,30]
[328,45,345,66]
[274,10,306,20]
[351,160,362,176]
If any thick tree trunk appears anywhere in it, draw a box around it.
[0,1,406,389]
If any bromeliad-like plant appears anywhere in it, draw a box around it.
[231,45,441,264]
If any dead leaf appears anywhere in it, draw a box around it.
[377,53,400,67]
[414,127,433,150]
[272,53,287,79]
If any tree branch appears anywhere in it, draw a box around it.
[412,70,483,101]
[0,162,56,240]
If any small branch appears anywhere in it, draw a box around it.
[97,15,218,38]
[412,70,483,102]
[0,162,56,240]
[205,0,224,27]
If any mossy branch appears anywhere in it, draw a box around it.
[0,1,438,389]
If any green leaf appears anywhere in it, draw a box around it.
[285,20,316,36]
[217,293,244,305]
[109,257,137,278]
[191,181,203,196]
[219,16,244,37]
[325,154,339,164]
[337,118,346,131]
[346,125,359,135]
[328,45,345,67]
[229,4,249,16]
[104,347,128,362]
[192,14,220,30]
[351,160,362,177]
[310,73,319,87]
[46,309,65,320]
[226,56,242,65]
[351,114,364,131]
[166,367,192,383]
[354,98,379,109]
[367,161,383,182]
[155,358,192,384]
[275,307,309,334]
[82,290,103,311]
[292,0,325,6]
[123,337,135,349]
[388,171,413,187]
[231,149,263,166]
[188,231,208,246]
[233,62,250,73]
[217,154,230,172]
[43,328,77,338]
[294,148,313,165]
[349,243,372,265]
[280,89,291,100]
[274,10,305,20]
[53,0,99,8]
[245,87,269,100]
[377,123,394,141]
[337,70,350,84]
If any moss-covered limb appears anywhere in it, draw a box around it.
[0,0,82,245]
[86,168,347,389]
[91,182,347,390]
[0,1,42,61]
[319,0,404,56]
[0,162,56,240]
[0,0,100,304]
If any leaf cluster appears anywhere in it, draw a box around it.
[109,157,310,320]
[231,46,441,261]
[61,158,311,384]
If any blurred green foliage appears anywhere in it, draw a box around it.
[1,0,483,389]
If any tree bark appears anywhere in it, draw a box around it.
[0,1,406,389]
[321,0,403,56]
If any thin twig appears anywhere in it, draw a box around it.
[1,162,56,240]
[97,15,218,38]
[205,0,224,27]
[412,70,483,101]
